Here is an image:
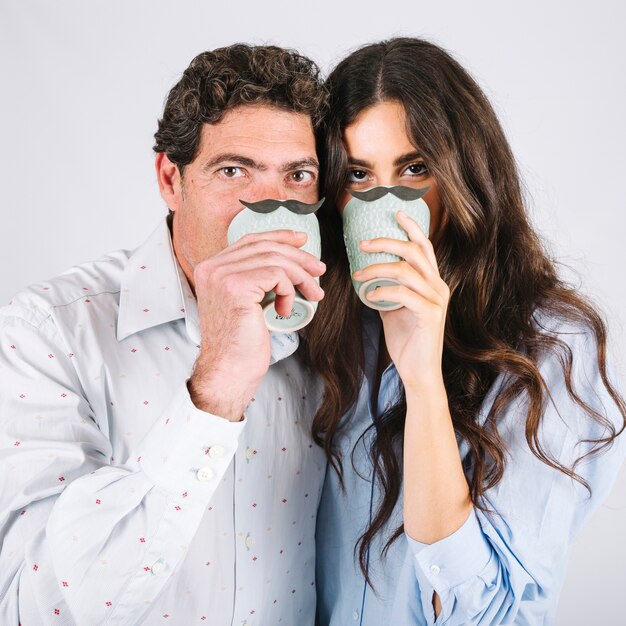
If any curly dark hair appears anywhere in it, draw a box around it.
[153,43,328,173]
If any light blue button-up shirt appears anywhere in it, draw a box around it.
[316,308,625,625]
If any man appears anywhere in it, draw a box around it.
[0,44,328,624]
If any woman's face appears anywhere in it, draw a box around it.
[340,100,445,241]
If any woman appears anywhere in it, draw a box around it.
[306,38,626,625]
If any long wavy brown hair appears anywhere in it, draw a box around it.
[303,37,626,583]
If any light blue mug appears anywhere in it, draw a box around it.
[227,198,324,331]
[342,186,430,311]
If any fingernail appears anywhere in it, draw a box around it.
[360,240,371,247]
[293,231,307,238]
[353,270,363,278]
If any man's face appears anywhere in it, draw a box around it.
[157,104,319,287]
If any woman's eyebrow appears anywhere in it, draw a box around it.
[347,152,424,168]
[393,151,423,166]
[347,157,372,168]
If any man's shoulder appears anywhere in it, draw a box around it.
[2,248,132,327]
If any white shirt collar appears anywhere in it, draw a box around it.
[116,217,201,345]
[115,217,297,358]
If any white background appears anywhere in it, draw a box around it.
[1,1,624,623]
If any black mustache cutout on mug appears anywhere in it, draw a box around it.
[346,186,430,202]
[239,198,325,215]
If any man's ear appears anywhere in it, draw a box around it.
[155,153,183,212]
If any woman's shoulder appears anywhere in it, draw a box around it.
[469,308,624,475]
[525,307,609,371]
[530,307,596,341]
[525,307,611,384]
[520,307,624,440]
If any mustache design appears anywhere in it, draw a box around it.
[347,186,429,202]
[239,198,325,215]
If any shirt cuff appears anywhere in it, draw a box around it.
[135,382,247,495]
[406,508,494,594]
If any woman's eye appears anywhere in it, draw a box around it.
[220,167,244,178]
[346,169,369,183]
[405,162,428,176]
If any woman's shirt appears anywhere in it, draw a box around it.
[316,309,626,625]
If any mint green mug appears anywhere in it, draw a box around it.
[342,186,430,311]
[227,198,324,331]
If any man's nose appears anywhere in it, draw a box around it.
[250,178,287,202]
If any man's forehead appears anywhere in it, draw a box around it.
[206,104,313,138]
[197,104,317,167]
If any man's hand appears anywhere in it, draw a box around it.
[187,230,325,421]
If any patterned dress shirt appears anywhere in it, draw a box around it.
[0,218,325,625]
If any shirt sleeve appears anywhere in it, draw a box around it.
[0,311,246,625]
[403,325,626,625]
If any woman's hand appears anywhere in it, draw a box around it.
[359,211,471,565]
[353,210,449,390]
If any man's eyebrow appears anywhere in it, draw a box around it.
[280,158,319,172]
[202,154,265,171]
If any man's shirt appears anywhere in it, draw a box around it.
[0,218,325,625]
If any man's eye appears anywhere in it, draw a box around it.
[405,163,428,176]
[220,167,244,178]
[346,170,369,183]
[291,171,315,183]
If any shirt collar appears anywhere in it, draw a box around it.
[116,217,201,345]
[362,305,381,356]
[115,217,299,360]
[360,306,400,416]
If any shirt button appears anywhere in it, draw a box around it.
[352,609,359,620]
[207,445,225,459]
[430,564,441,575]
[245,535,255,549]
[151,561,165,575]
[196,467,214,482]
